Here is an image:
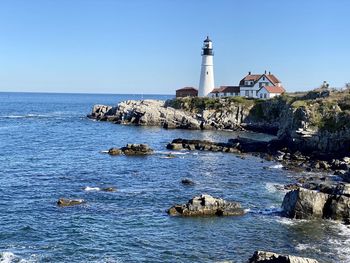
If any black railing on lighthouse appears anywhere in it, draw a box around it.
[202,49,214,55]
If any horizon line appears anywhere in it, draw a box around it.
[0,90,174,96]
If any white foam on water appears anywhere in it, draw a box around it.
[295,243,321,252]
[255,206,282,215]
[155,151,189,155]
[84,187,101,191]
[244,208,251,213]
[0,252,29,263]
[276,217,300,226]
[100,150,109,153]
[327,222,350,262]
[0,115,24,119]
[265,182,284,193]
[269,164,283,169]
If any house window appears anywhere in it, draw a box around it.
[264,94,267,98]
[263,77,265,80]
[245,90,249,97]
[260,94,263,98]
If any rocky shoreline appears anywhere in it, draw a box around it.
[88,88,350,159]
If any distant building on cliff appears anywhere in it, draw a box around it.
[176,87,198,97]
[175,37,285,99]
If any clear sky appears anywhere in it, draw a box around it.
[0,0,349,94]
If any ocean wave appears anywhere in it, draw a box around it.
[276,217,309,226]
[0,252,29,263]
[155,151,190,155]
[269,164,283,169]
[84,186,101,191]
[327,222,350,262]
[295,243,321,252]
[265,182,285,193]
[0,112,75,119]
[249,206,282,215]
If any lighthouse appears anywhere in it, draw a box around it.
[198,36,215,97]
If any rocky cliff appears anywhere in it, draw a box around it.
[88,87,350,158]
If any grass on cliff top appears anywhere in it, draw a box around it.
[166,96,256,112]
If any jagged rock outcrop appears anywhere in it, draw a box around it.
[281,184,350,222]
[107,144,153,156]
[89,100,201,129]
[248,251,319,263]
[88,98,264,131]
[167,194,245,217]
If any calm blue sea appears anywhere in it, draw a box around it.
[0,92,348,263]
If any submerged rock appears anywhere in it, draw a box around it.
[181,178,195,185]
[107,144,153,156]
[167,194,245,217]
[248,250,319,263]
[101,187,117,192]
[57,198,85,207]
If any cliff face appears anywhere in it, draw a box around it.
[88,88,350,157]
[276,90,350,157]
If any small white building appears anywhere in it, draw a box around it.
[209,86,240,98]
[258,86,285,99]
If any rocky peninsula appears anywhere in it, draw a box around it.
[88,87,350,160]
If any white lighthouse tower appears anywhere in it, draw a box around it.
[198,36,215,97]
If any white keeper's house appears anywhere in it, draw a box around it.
[209,71,285,99]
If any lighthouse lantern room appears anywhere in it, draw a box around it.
[198,36,215,97]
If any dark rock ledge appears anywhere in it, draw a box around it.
[107,144,153,156]
[57,198,85,207]
[167,194,245,217]
[248,250,319,263]
[166,137,350,174]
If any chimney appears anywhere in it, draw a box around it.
[264,70,267,74]
[269,71,271,75]
[248,71,251,75]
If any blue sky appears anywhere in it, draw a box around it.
[0,0,349,94]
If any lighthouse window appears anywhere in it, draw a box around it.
[206,71,208,75]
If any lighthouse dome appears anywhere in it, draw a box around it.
[204,36,211,42]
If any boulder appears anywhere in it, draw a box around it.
[281,188,329,219]
[57,198,85,207]
[107,144,153,156]
[166,143,184,150]
[121,144,153,155]
[167,194,245,217]
[281,185,350,222]
[248,251,319,263]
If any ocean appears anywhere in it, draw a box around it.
[0,92,348,263]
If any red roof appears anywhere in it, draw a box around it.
[263,86,285,93]
[176,87,198,91]
[239,74,281,86]
[210,86,240,93]
[220,86,240,93]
